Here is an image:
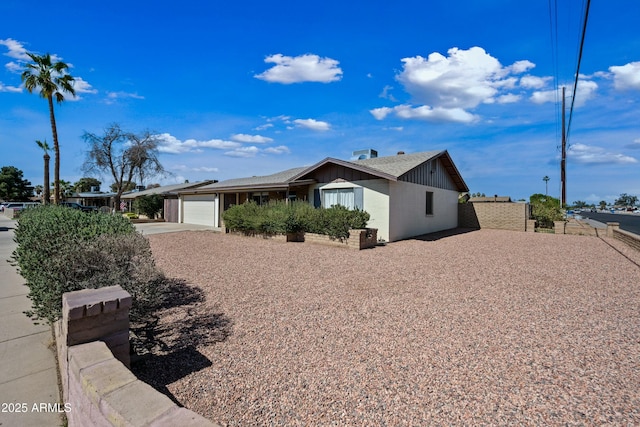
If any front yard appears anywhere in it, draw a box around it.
[135,229,640,425]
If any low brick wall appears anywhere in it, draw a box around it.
[607,222,640,251]
[458,202,529,232]
[229,228,378,249]
[55,286,218,427]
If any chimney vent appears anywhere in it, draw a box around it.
[397,151,405,155]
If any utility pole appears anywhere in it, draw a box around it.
[561,86,566,208]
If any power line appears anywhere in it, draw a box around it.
[566,0,591,145]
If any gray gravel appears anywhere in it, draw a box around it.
[145,229,640,426]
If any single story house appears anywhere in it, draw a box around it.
[177,150,469,242]
[121,181,215,221]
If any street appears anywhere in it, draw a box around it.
[579,211,640,235]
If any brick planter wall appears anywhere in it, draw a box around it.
[230,229,378,249]
[55,286,219,427]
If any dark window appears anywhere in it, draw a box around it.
[425,191,434,215]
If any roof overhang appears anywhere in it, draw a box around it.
[290,157,399,182]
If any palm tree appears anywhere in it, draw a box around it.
[543,175,550,196]
[36,140,51,204]
[22,53,76,205]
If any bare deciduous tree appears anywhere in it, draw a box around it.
[83,124,165,211]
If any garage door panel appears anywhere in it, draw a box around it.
[183,195,217,226]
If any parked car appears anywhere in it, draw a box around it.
[2,202,41,213]
[60,202,98,212]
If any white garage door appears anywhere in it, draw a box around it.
[182,194,218,226]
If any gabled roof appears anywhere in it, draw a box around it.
[121,181,215,199]
[186,167,309,193]
[352,150,444,177]
[191,150,468,193]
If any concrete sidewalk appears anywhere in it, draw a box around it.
[0,215,63,426]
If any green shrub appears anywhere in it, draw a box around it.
[11,205,166,323]
[221,200,370,240]
[122,212,139,219]
[134,194,164,219]
[529,193,563,229]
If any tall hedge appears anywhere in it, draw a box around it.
[222,200,370,240]
[11,205,166,323]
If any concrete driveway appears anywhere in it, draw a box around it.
[133,222,220,235]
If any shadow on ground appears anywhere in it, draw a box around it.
[130,278,233,405]
[410,227,479,242]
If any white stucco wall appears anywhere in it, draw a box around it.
[388,181,459,241]
[309,180,391,241]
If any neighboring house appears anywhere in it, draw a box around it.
[177,150,469,242]
[121,181,215,222]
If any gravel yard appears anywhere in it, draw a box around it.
[139,229,640,426]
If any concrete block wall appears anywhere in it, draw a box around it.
[608,222,640,251]
[458,202,528,232]
[55,286,219,427]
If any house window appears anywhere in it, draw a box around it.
[425,191,434,215]
[322,187,363,210]
[251,192,269,205]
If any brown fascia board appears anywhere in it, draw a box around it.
[289,157,399,182]
[179,179,317,194]
[437,150,470,193]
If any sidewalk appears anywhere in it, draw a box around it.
[0,215,63,426]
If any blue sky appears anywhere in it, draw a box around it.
[1,0,639,204]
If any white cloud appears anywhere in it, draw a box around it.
[496,93,521,104]
[370,104,479,123]
[231,133,273,143]
[379,85,397,101]
[0,38,30,61]
[609,61,640,90]
[225,146,260,158]
[520,75,551,89]
[156,133,241,154]
[0,81,21,93]
[172,165,220,173]
[530,80,598,107]
[530,89,557,104]
[106,91,144,101]
[255,53,343,84]
[507,60,535,74]
[5,61,22,73]
[255,123,274,131]
[293,118,331,131]
[396,46,534,109]
[568,143,637,165]
[624,138,640,149]
[263,145,291,154]
[72,77,97,94]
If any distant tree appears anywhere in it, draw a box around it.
[529,193,563,229]
[73,177,102,193]
[110,181,136,193]
[614,193,638,207]
[599,200,607,210]
[34,185,43,198]
[22,53,75,204]
[135,194,164,219]
[573,200,588,208]
[0,166,33,201]
[146,183,161,189]
[543,175,550,196]
[54,179,74,199]
[83,124,164,211]
[35,140,51,204]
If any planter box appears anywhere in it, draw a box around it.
[229,228,378,250]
